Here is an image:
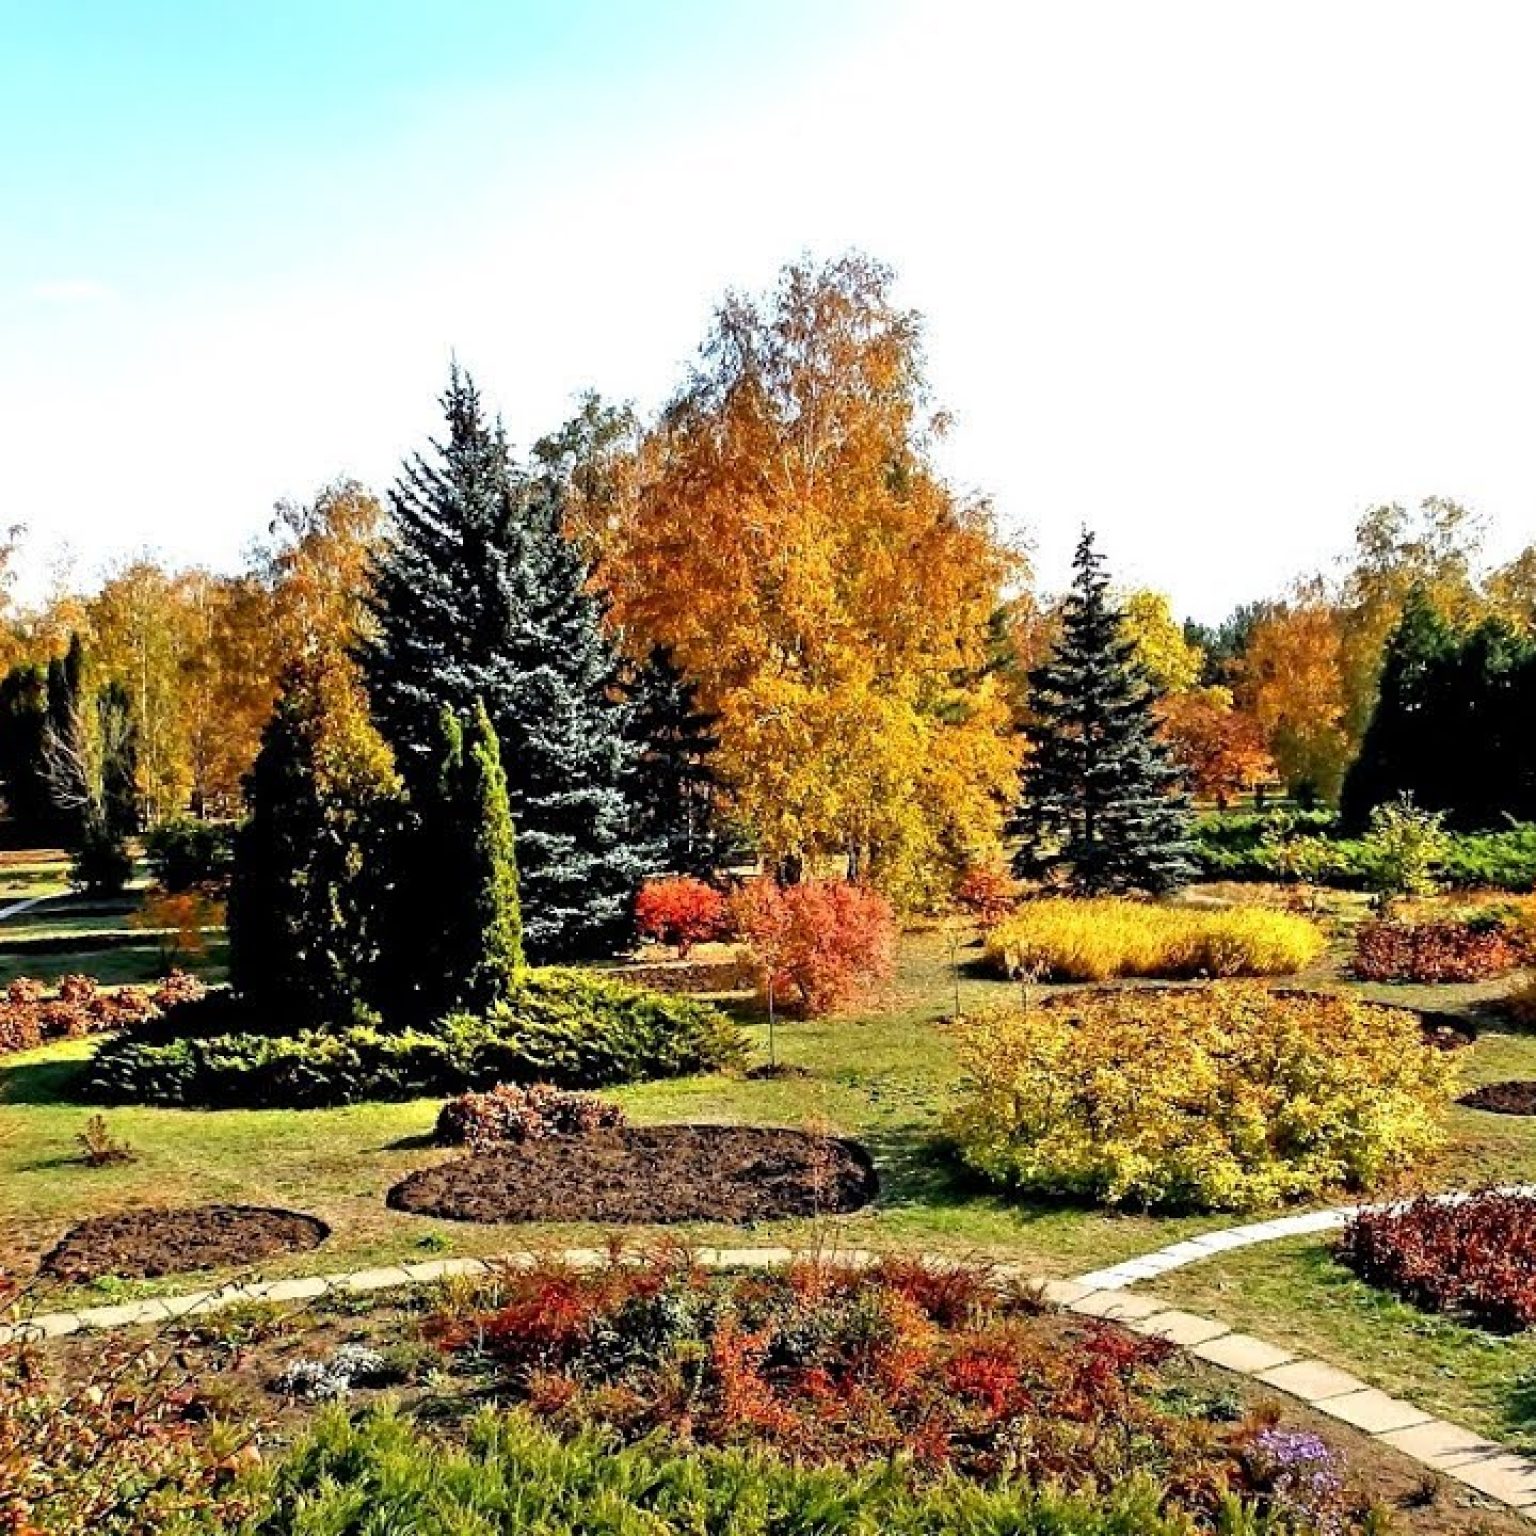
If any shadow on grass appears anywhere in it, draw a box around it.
[384,1131,438,1152]
[0,1055,90,1106]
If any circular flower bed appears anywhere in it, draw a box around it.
[42,1203,329,1283]
[1459,1081,1536,1116]
[388,1125,877,1224]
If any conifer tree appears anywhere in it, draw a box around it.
[363,367,645,959]
[414,700,524,1017]
[1012,531,1194,894]
[624,644,722,876]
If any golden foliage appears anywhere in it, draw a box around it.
[1121,589,1203,693]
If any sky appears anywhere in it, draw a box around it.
[3,1,1536,621]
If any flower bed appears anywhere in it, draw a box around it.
[1353,919,1526,983]
[1336,1190,1536,1332]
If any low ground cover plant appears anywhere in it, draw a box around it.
[1337,1190,1536,1333]
[0,971,204,1056]
[732,878,896,1015]
[949,984,1455,1211]
[85,969,744,1108]
[634,875,730,956]
[418,1252,1370,1531]
[435,1082,625,1147]
[1353,915,1529,983]
[982,899,1324,982]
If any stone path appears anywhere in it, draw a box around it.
[6,1238,1536,1518]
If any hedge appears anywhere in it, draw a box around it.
[85,968,745,1108]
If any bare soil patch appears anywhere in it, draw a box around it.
[387,1124,878,1225]
[1460,1080,1536,1116]
[41,1203,329,1282]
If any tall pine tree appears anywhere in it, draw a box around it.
[362,367,645,959]
[1013,531,1194,894]
[624,644,722,876]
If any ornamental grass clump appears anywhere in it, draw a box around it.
[949,984,1455,1211]
[982,899,1325,982]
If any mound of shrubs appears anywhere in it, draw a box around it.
[435,1082,625,1148]
[982,899,1324,982]
[634,876,730,956]
[85,969,745,1109]
[949,984,1455,1211]
[0,972,204,1056]
[1337,1190,1536,1332]
[1353,914,1530,983]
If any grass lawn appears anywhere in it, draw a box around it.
[3,848,1536,1448]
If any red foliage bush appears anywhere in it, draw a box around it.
[1337,1190,1536,1332]
[731,878,896,1016]
[0,972,206,1057]
[955,863,1019,925]
[434,1082,626,1148]
[635,876,729,957]
[1352,919,1524,983]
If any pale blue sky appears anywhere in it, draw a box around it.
[4,2,1535,618]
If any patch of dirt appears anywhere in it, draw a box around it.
[387,1125,878,1225]
[41,1204,329,1282]
[1460,1080,1536,1115]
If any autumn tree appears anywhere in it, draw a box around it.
[1121,590,1204,693]
[1156,686,1274,807]
[594,253,1021,903]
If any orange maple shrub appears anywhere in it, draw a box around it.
[732,878,896,1016]
[634,876,729,957]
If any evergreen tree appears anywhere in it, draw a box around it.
[228,661,398,1023]
[0,664,53,841]
[1012,531,1194,894]
[413,701,524,1018]
[624,644,722,876]
[362,367,646,959]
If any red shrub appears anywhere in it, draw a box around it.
[635,877,729,957]
[731,878,896,1016]
[955,864,1019,926]
[435,1083,625,1148]
[0,972,206,1057]
[1353,919,1523,983]
[1337,1191,1536,1332]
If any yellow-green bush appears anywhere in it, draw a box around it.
[948,984,1456,1211]
[983,899,1325,982]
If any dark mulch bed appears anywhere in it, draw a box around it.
[42,1204,329,1282]
[388,1124,879,1225]
[1460,1080,1536,1116]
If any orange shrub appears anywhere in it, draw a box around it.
[634,876,728,957]
[955,863,1019,925]
[732,878,896,1016]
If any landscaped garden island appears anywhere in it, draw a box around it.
[3,260,1536,1534]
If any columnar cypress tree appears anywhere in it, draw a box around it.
[363,367,645,959]
[416,700,524,1017]
[624,644,722,876]
[1012,531,1194,894]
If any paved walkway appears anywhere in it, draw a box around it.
[6,1238,1536,1520]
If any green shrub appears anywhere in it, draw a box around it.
[235,1405,1238,1536]
[85,969,745,1108]
[949,985,1456,1211]
[983,899,1324,982]
[144,818,236,893]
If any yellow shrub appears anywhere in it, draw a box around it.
[1506,972,1536,1027]
[982,899,1325,982]
[948,984,1456,1212]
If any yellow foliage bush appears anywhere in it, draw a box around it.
[1506,972,1536,1028]
[982,899,1325,982]
[948,984,1456,1212]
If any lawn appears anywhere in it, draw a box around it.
[3,851,1536,1449]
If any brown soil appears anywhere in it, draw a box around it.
[41,1204,329,1282]
[387,1125,878,1225]
[1461,1080,1536,1116]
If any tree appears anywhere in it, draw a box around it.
[623,645,722,876]
[595,253,1021,901]
[362,366,645,959]
[1121,590,1203,694]
[227,657,400,1024]
[1012,531,1194,894]
[1156,686,1274,807]
[411,701,524,1018]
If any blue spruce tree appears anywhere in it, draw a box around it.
[363,367,645,959]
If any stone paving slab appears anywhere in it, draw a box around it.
[1068,1288,1169,1321]
[1380,1419,1505,1471]
[1445,1451,1536,1507]
[1129,1309,1231,1347]
[1314,1388,1432,1435]
[1190,1331,1295,1373]
[1253,1359,1368,1403]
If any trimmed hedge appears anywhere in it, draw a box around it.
[85,969,745,1108]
